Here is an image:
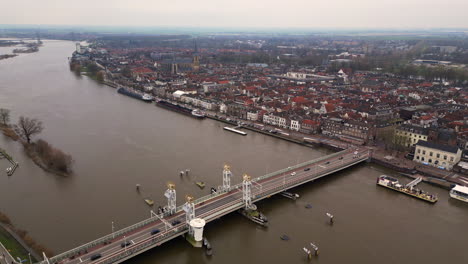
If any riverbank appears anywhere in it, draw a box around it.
[203,113,462,189]
[0,54,18,60]
[0,125,19,141]
[0,213,42,262]
[0,224,38,263]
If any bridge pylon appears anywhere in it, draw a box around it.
[183,195,196,234]
[242,174,253,209]
[222,163,232,192]
[164,182,177,215]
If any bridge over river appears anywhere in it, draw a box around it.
[5,148,370,264]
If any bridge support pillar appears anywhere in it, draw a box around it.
[242,174,253,209]
[222,164,232,192]
[164,183,177,215]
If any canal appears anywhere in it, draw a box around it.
[0,40,467,263]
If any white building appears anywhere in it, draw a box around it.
[247,112,258,121]
[290,120,301,131]
[413,141,462,170]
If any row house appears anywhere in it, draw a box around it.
[290,119,301,131]
[226,103,249,119]
[395,124,429,148]
[321,117,344,137]
[247,111,259,121]
[300,119,321,134]
[340,120,373,144]
[180,95,217,110]
[263,113,288,128]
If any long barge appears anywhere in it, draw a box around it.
[155,100,205,119]
[223,126,247,136]
[377,175,438,203]
[117,87,154,102]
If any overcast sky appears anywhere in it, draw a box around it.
[2,0,468,29]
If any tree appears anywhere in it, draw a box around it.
[0,108,10,126]
[96,70,105,82]
[14,116,43,144]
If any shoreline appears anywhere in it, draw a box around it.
[100,79,464,190]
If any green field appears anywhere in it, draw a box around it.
[0,226,36,263]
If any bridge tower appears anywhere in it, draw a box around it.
[183,195,196,234]
[164,182,177,215]
[223,164,232,191]
[242,174,253,209]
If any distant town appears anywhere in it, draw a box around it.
[68,34,468,181]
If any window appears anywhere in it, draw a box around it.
[418,149,421,154]
[421,157,425,161]
[423,150,426,155]
[429,152,433,157]
[450,157,454,162]
[436,154,440,158]
[416,156,420,160]
[429,159,432,163]
[444,155,447,160]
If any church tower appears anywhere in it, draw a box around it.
[192,39,200,71]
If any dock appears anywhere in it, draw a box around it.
[377,175,438,203]
[0,148,19,176]
[223,126,247,136]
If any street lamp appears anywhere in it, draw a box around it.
[111,221,115,239]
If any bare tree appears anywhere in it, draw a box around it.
[14,116,43,144]
[0,108,10,126]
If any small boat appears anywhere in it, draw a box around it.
[196,181,205,188]
[145,199,154,206]
[449,184,468,203]
[280,235,290,241]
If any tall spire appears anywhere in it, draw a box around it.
[194,38,198,54]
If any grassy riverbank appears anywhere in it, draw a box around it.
[0,226,35,262]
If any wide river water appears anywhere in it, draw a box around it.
[0,40,467,264]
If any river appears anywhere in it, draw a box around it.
[0,40,467,264]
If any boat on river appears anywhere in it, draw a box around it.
[377,175,438,203]
[449,185,468,203]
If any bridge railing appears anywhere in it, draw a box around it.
[48,214,165,263]
[253,149,348,182]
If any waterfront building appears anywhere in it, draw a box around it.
[395,124,429,148]
[413,141,462,170]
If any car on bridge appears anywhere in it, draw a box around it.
[151,229,160,235]
[90,254,102,261]
[120,241,131,248]
[290,172,296,176]
[304,168,310,171]
[171,220,181,226]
